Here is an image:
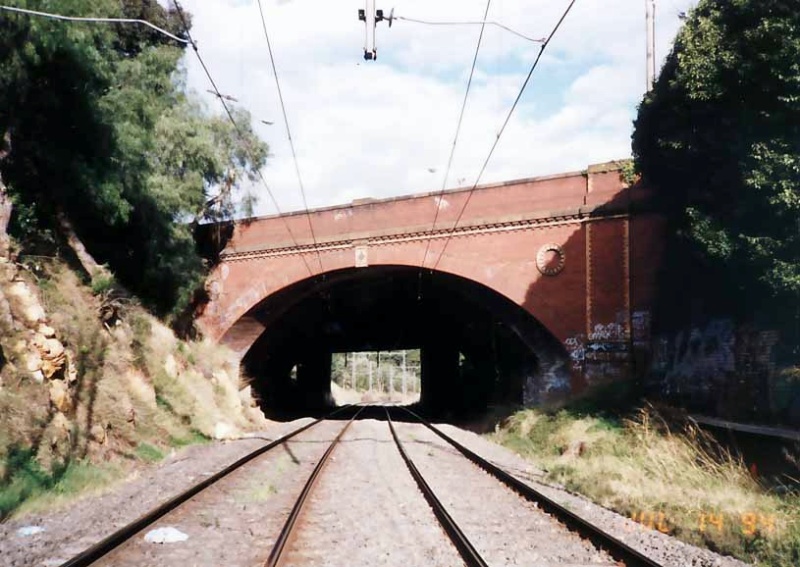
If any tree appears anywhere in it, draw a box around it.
[0,0,268,318]
[632,0,800,353]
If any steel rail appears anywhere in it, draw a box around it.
[265,406,365,567]
[386,409,489,567]
[401,407,664,567]
[59,405,355,567]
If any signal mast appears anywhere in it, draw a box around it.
[358,1,393,60]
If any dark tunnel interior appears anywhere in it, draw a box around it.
[241,266,568,420]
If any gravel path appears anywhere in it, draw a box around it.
[0,418,316,567]
[281,419,465,567]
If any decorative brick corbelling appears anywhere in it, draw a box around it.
[220,209,625,263]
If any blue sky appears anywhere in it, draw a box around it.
[175,0,697,214]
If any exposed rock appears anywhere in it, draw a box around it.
[36,337,66,380]
[239,385,253,405]
[0,287,13,333]
[49,411,71,448]
[90,424,107,445]
[65,355,78,384]
[30,370,44,384]
[213,422,237,440]
[164,354,178,378]
[211,370,227,386]
[6,281,45,325]
[38,324,56,338]
[24,351,42,373]
[49,380,73,413]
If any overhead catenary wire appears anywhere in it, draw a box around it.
[420,0,492,270]
[430,0,577,272]
[171,1,315,278]
[394,15,545,44]
[256,0,324,274]
[0,5,189,44]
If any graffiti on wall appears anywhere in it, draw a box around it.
[649,319,782,417]
[632,310,651,348]
[589,322,625,341]
[585,313,630,382]
[524,351,571,406]
[564,335,586,372]
[653,319,735,396]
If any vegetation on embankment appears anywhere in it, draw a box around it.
[0,0,267,319]
[490,404,800,567]
[632,0,800,353]
[0,256,266,520]
[0,1,273,521]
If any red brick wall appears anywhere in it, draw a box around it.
[197,162,666,394]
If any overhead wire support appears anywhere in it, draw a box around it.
[420,0,492,270]
[431,0,578,272]
[170,0,315,278]
[256,0,324,275]
[0,5,189,44]
[394,15,545,44]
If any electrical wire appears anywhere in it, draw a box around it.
[394,15,545,44]
[0,5,189,43]
[171,1,315,278]
[430,0,578,272]
[420,0,492,270]
[256,0,324,275]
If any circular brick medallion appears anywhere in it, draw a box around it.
[536,243,565,276]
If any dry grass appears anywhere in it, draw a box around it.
[0,258,267,518]
[490,406,800,566]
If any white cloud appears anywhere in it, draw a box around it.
[176,0,696,214]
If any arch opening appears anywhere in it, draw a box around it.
[238,266,570,420]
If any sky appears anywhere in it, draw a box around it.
[174,0,697,215]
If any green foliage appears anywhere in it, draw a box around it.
[632,0,800,344]
[169,429,209,448]
[134,442,164,463]
[90,272,116,296]
[0,445,118,519]
[0,0,269,318]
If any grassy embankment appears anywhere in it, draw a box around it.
[0,258,264,519]
[489,394,799,566]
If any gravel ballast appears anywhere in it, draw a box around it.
[0,415,754,567]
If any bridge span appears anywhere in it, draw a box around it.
[196,161,666,416]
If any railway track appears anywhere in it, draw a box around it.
[57,405,359,567]
[398,407,664,567]
[57,405,672,567]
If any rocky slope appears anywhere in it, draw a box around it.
[0,251,267,517]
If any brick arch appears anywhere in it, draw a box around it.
[195,163,666,394]
[199,220,583,356]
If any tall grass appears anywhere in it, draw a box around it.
[490,405,800,566]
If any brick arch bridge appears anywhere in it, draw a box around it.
[196,162,665,411]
